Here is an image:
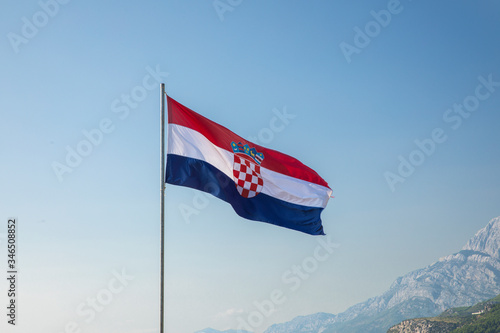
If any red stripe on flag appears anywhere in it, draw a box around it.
[167,96,330,188]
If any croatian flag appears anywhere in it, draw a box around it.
[166,97,332,235]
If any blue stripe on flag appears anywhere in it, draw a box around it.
[166,154,325,235]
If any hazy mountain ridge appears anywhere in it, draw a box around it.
[264,216,500,333]
[263,312,337,333]
[194,328,252,333]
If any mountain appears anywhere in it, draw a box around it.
[194,329,252,333]
[264,216,500,333]
[387,294,500,333]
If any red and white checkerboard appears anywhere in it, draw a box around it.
[233,155,264,198]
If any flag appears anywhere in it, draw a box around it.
[165,97,332,235]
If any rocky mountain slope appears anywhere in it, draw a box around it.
[263,312,336,333]
[387,318,459,333]
[264,216,500,333]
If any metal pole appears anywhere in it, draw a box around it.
[160,83,166,333]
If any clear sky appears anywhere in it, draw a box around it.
[1,1,500,333]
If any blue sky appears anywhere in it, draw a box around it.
[1,1,500,333]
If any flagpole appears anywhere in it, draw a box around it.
[160,83,166,333]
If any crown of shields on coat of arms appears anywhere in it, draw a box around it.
[230,142,265,198]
